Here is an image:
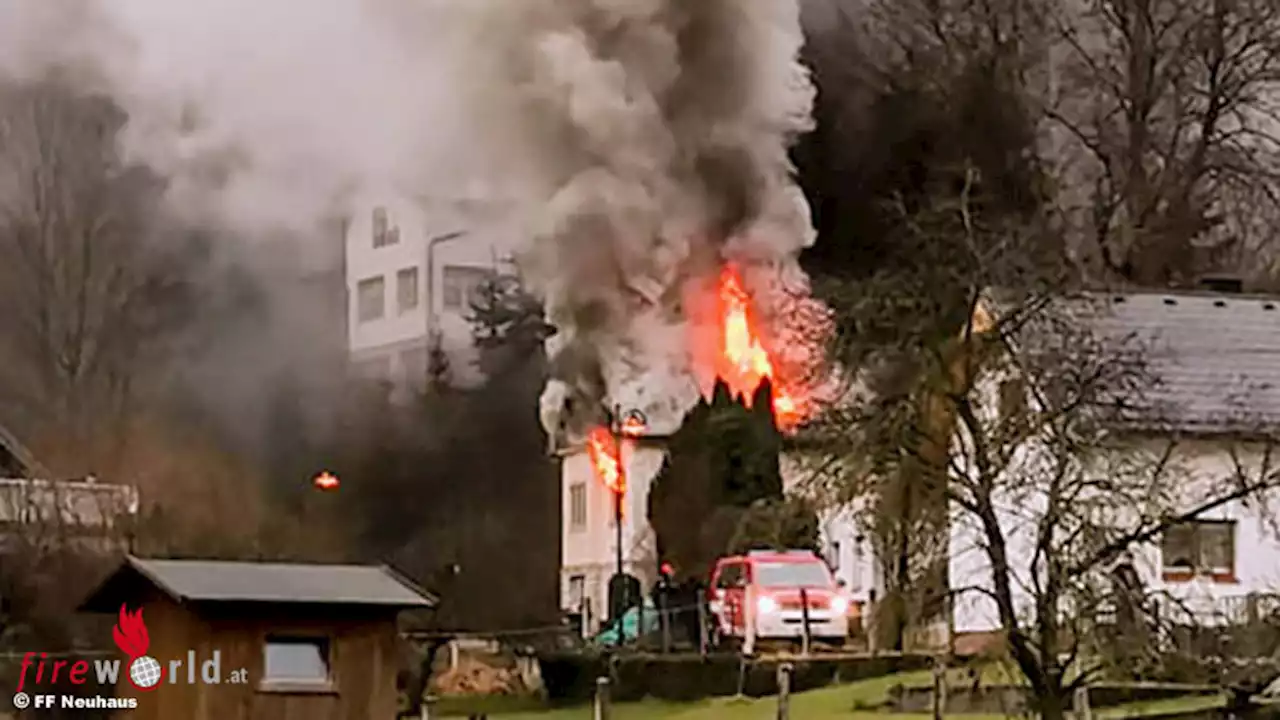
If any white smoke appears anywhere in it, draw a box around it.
[0,0,821,439]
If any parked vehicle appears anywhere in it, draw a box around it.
[706,549,850,648]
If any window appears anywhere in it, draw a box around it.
[396,267,419,313]
[1161,520,1236,581]
[568,574,586,605]
[754,561,833,588]
[356,276,385,322]
[715,563,746,589]
[442,265,491,311]
[262,636,330,685]
[372,207,399,248]
[569,482,587,531]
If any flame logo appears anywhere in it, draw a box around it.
[113,605,150,659]
[112,604,162,692]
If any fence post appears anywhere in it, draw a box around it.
[420,694,437,720]
[744,584,757,656]
[799,587,812,657]
[594,676,612,720]
[659,590,671,653]
[931,657,946,720]
[1073,685,1093,720]
[776,662,794,720]
[697,594,709,656]
[636,600,644,649]
[867,589,878,656]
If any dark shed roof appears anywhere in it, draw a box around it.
[81,556,437,612]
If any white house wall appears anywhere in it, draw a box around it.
[1131,438,1280,624]
[948,430,1280,634]
[817,501,880,604]
[948,435,1052,634]
[559,442,665,629]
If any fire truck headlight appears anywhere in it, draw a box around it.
[831,596,849,614]
[757,595,778,614]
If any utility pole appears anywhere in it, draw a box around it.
[424,230,467,382]
[604,404,646,645]
[611,403,625,595]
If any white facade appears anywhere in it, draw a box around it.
[557,438,881,631]
[816,503,881,606]
[344,195,516,390]
[949,436,1280,635]
[558,440,665,632]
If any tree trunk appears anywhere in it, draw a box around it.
[1036,689,1069,720]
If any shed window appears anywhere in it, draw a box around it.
[263,636,331,683]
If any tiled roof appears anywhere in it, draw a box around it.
[1081,290,1280,433]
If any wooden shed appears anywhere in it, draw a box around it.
[80,555,436,720]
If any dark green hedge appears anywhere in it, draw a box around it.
[536,652,933,704]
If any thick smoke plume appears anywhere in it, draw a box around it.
[504,1,821,439]
[0,0,822,441]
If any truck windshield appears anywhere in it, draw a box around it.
[754,562,831,588]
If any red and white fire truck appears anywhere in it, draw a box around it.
[706,549,850,647]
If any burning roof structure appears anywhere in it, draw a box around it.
[514,1,829,451]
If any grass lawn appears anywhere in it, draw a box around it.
[435,664,1229,719]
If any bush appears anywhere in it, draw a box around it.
[536,651,932,704]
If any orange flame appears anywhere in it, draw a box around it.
[586,426,624,501]
[313,471,340,491]
[716,265,800,428]
[112,605,150,659]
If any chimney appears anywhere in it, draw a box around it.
[1199,275,1244,294]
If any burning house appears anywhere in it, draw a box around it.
[486,1,842,630]
[551,264,844,631]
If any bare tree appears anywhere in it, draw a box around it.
[1046,0,1280,285]
[936,294,1280,717]
[0,80,189,465]
[809,173,1280,716]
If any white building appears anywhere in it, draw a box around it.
[947,288,1280,641]
[344,195,517,391]
[558,437,666,632]
[557,431,881,633]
